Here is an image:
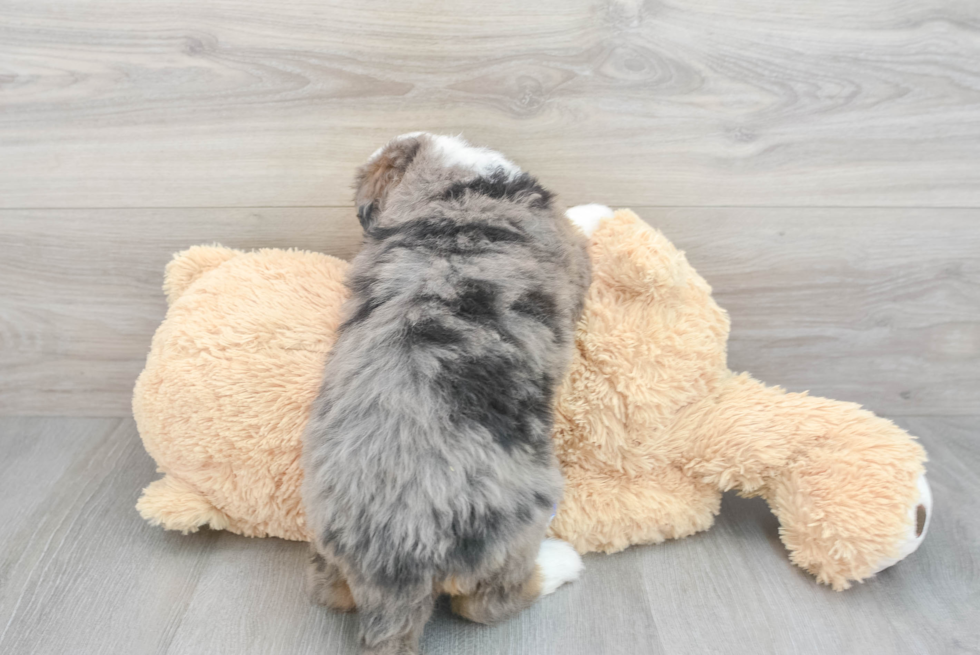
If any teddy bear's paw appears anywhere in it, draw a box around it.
[536,538,584,595]
[565,204,614,237]
[136,474,232,534]
[871,472,933,573]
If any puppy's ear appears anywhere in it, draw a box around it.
[354,136,422,232]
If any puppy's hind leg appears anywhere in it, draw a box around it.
[451,538,583,625]
[307,545,356,612]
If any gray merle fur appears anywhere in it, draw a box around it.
[302,134,590,654]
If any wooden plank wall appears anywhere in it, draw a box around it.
[1,0,978,416]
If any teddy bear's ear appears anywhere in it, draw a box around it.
[589,209,691,296]
[163,245,241,306]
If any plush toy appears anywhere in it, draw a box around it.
[134,207,931,590]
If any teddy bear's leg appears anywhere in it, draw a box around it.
[676,373,929,590]
[550,466,722,554]
[136,474,232,533]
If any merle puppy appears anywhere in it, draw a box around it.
[302,133,591,655]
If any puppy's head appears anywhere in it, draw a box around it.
[354,132,521,231]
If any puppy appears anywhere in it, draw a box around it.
[302,133,591,655]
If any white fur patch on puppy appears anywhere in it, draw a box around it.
[565,204,614,237]
[536,538,584,596]
[430,134,521,178]
[369,132,521,179]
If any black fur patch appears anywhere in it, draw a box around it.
[324,519,429,592]
[339,298,381,332]
[455,278,498,324]
[405,316,464,347]
[441,170,554,210]
[311,549,329,573]
[409,279,502,342]
[339,275,385,332]
[533,491,553,509]
[436,353,554,454]
[378,551,427,591]
[348,273,378,297]
[449,507,503,570]
[514,502,532,523]
[369,216,528,256]
[510,289,559,333]
[357,203,375,231]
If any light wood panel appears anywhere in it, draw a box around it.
[2,1,977,651]
[0,208,362,416]
[2,0,979,208]
[649,208,980,419]
[0,416,976,654]
[1,207,977,417]
[0,418,222,654]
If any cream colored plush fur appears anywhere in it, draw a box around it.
[134,210,927,590]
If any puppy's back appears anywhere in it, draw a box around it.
[303,134,589,594]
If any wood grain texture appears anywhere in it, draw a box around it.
[0,418,222,655]
[0,208,362,416]
[2,2,977,651]
[0,416,976,654]
[651,208,980,419]
[2,0,980,208]
[2,207,977,417]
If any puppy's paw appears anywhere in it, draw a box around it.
[308,550,357,612]
[536,538,584,595]
[565,204,614,237]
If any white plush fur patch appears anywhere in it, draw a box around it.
[429,134,521,178]
[871,473,933,573]
[565,204,614,237]
[536,538,584,596]
[370,132,521,178]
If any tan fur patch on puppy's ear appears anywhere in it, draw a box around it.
[354,137,422,231]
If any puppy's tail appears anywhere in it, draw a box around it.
[351,578,435,655]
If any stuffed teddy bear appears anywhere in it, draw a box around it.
[133,206,931,590]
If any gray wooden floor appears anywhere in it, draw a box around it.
[1,417,977,655]
[2,0,979,653]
